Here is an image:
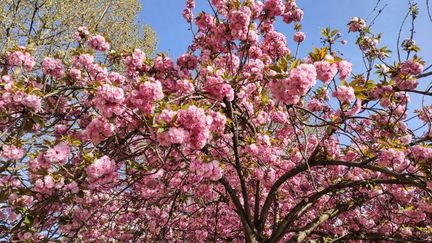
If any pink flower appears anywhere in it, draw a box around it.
[42,57,65,79]
[176,105,214,149]
[378,148,409,172]
[264,0,285,17]
[261,31,291,60]
[1,145,24,160]
[86,156,116,179]
[34,175,57,194]
[333,86,355,103]
[270,64,317,105]
[44,142,70,163]
[203,76,234,101]
[228,7,251,40]
[94,84,125,118]
[244,58,265,80]
[175,79,195,94]
[87,35,110,51]
[307,98,326,112]
[107,72,126,85]
[157,127,189,146]
[21,94,42,112]
[293,32,306,43]
[129,80,164,114]
[395,60,423,90]
[283,8,303,24]
[183,8,193,22]
[84,118,115,144]
[345,99,362,116]
[270,110,288,124]
[337,60,352,80]
[7,51,35,71]
[190,159,222,181]
[44,175,55,189]
[314,61,338,83]
[72,54,94,69]
[182,0,195,22]
[177,53,198,69]
[73,26,90,41]
[156,109,177,124]
[348,17,366,32]
[209,111,227,134]
[411,145,432,161]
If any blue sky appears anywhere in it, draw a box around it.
[139,0,432,133]
[140,0,432,64]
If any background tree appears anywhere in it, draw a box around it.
[0,0,157,56]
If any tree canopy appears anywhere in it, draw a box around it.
[0,0,157,56]
[0,0,431,242]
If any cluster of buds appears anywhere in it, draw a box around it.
[358,35,389,59]
[73,26,90,41]
[401,38,418,52]
[348,17,366,32]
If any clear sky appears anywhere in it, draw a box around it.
[139,0,432,133]
[139,0,432,63]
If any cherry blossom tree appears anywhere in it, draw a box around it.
[1,0,431,242]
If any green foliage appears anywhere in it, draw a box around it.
[0,0,157,57]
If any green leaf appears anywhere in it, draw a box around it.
[23,214,33,226]
[157,127,166,133]
[270,65,283,73]
[290,59,300,69]
[271,74,287,79]
[331,29,339,37]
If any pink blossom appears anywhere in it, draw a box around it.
[1,145,24,160]
[395,60,423,90]
[156,109,177,124]
[204,76,234,101]
[21,94,42,112]
[314,61,338,83]
[244,59,265,80]
[108,72,126,84]
[293,32,306,43]
[333,86,355,103]
[228,7,251,40]
[183,0,195,22]
[190,159,222,181]
[208,111,227,134]
[270,64,317,105]
[175,79,195,94]
[7,51,35,71]
[87,35,110,51]
[283,8,303,24]
[261,31,291,60]
[42,57,65,79]
[84,118,115,144]
[86,156,116,179]
[177,53,198,69]
[44,142,70,163]
[157,127,189,146]
[411,145,432,161]
[264,0,285,17]
[177,105,214,149]
[129,80,164,114]
[72,54,95,69]
[348,17,366,32]
[270,110,288,124]
[337,60,352,80]
[73,26,90,41]
[94,84,125,118]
